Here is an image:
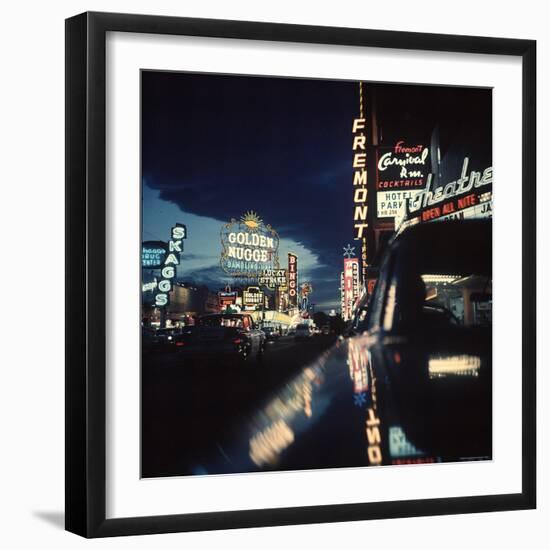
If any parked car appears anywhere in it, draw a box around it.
[361,219,493,458]
[175,313,266,365]
[151,327,182,350]
[262,325,281,341]
[294,323,314,340]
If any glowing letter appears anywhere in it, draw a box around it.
[353,153,367,169]
[353,134,366,150]
[353,170,367,186]
[352,118,366,133]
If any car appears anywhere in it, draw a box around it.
[361,219,492,459]
[294,323,314,340]
[175,313,266,365]
[261,325,281,341]
[364,219,491,333]
[151,327,182,350]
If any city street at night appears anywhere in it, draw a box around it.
[140,72,493,479]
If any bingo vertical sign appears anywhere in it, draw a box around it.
[288,253,298,309]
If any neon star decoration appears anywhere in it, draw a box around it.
[353,392,367,407]
[343,244,356,258]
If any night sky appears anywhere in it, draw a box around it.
[141,71,491,312]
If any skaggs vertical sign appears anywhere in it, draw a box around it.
[153,223,187,307]
[288,253,298,308]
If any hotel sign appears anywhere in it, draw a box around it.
[377,189,423,219]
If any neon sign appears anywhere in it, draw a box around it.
[299,282,313,311]
[376,141,430,189]
[352,82,368,284]
[142,241,167,268]
[243,286,264,307]
[288,253,298,308]
[220,211,279,277]
[258,269,287,290]
[153,224,187,307]
[218,291,238,308]
[352,117,368,241]
[343,257,359,321]
[408,157,492,213]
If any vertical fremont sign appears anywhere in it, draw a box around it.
[352,82,368,285]
[352,117,368,241]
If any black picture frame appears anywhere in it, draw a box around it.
[65,11,536,538]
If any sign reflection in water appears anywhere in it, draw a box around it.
[347,336,369,396]
[247,356,330,467]
[428,354,481,378]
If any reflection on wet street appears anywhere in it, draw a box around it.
[142,325,491,477]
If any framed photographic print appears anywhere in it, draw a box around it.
[65,12,536,538]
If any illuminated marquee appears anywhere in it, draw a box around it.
[220,211,279,277]
[397,157,493,230]
[408,157,493,213]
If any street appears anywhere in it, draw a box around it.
[141,334,337,477]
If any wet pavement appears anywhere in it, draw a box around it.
[142,329,491,478]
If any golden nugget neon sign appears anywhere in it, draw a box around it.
[220,211,280,277]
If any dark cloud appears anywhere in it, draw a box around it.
[142,71,358,281]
